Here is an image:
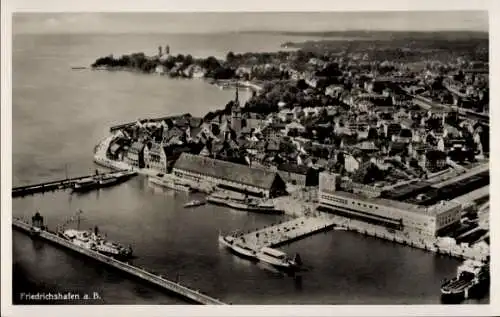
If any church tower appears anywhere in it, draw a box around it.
[231,83,242,133]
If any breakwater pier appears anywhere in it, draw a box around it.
[225,211,488,263]
[12,170,134,198]
[12,219,227,305]
[12,176,87,197]
[239,216,338,251]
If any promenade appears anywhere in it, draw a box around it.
[238,215,337,251]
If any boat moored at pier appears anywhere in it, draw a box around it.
[440,259,489,302]
[58,226,133,260]
[207,193,283,214]
[72,177,99,192]
[148,173,192,193]
[218,233,258,260]
[72,170,137,193]
[255,247,299,270]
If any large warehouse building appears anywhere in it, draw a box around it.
[173,153,287,198]
[318,172,461,236]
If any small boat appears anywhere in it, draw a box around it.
[255,247,298,270]
[184,199,206,208]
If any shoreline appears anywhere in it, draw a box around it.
[91,66,263,92]
[93,134,488,262]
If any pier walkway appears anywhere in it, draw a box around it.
[237,215,337,251]
[12,170,128,198]
[12,219,226,305]
[228,206,488,262]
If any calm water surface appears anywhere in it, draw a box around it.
[12,33,486,305]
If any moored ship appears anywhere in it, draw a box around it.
[98,170,137,187]
[207,193,283,214]
[255,247,300,270]
[148,173,192,193]
[72,177,99,192]
[29,211,45,237]
[58,226,133,260]
[440,259,490,302]
[72,170,137,193]
[218,233,258,260]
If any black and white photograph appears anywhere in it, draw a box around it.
[1,1,495,316]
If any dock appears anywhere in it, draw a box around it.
[12,175,96,197]
[225,209,488,262]
[12,219,227,305]
[12,170,135,198]
[237,216,337,251]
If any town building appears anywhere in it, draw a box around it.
[124,141,145,168]
[172,153,287,198]
[231,87,242,133]
[260,123,285,142]
[144,142,168,173]
[276,163,320,187]
[422,150,447,171]
[318,172,462,236]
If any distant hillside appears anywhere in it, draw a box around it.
[240,30,489,41]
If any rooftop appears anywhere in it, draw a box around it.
[382,181,433,200]
[173,153,281,190]
[322,188,458,216]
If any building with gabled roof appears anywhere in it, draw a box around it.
[124,141,145,168]
[144,141,168,173]
[172,153,286,198]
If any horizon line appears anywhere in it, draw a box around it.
[13,29,490,35]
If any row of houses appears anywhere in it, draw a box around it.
[122,140,198,173]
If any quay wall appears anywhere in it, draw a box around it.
[12,220,226,305]
[93,135,488,261]
[319,213,488,261]
[238,205,488,262]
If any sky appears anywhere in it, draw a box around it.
[13,12,489,35]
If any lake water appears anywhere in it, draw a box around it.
[11,33,486,305]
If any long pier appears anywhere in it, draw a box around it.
[12,219,227,305]
[12,175,94,197]
[12,170,134,198]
